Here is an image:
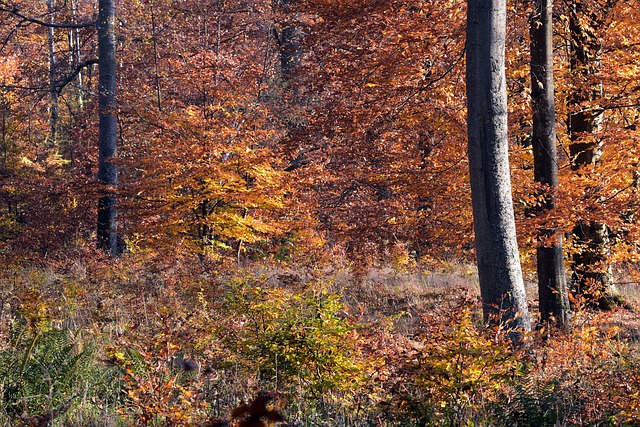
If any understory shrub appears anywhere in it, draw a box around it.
[386,296,520,427]
[220,277,369,411]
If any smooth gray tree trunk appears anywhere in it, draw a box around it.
[96,0,118,256]
[530,0,570,325]
[466,0,530,335]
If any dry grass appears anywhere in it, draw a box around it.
[218,261,640,343]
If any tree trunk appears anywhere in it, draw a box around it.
[47,0,58,146]
[567,0,618,307]
[568,0,604,168]
[96,0,119,256]
[279,0,302,81]
[530,0,569,325]
[69,0,85,106]
[277,0,309,172]
[466,0,530,335]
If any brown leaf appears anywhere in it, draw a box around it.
[231,392,285,426]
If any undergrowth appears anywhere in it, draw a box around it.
[0,323,122,426]
[0,258,639,426]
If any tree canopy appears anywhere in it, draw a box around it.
[0,0,640,290]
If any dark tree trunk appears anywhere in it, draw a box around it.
[96,0,119,256]
[568,0,604,168]
[567,0,618,307]
[47,0,58,146]
[530,0,569,325]
[279,0,301,81]
[466,0,530,336]
[277,0,309,172]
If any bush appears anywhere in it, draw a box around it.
[221,277,368,401]
[384,296,520,427]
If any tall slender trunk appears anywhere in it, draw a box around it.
[530,0,569,325]
[279,0,301,81]
[150,4,162,110]
[278,0,308,171]
[47,0,58,146]
[568,1,604,167]
[466,0,530,336]
[567,0,618,307]
[69,0,85,106]
[96,0,119,256]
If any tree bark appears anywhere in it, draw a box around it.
[96,0,118,256]
[530,0,569,325]
[47,0,58,146]
[568,0,604,168]
[278,0,301,81]
[69,0,85,106]
[567,0,618,307]
[277,0,309,172]
[466,0,530,335]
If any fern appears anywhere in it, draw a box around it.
[499,369,564,427]
[0,324,120,424]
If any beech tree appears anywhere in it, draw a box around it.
[529,0,569,324]
[117,0,290,256]
[96,0,118,255]
[286,0,470,263]
[276,0,306,167]
[466,0,530,332]
[566,0,618,306]
[46,0,58,145]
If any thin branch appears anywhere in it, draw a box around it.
[0,84,49,92]
[0,3,94,28]
[599,181,638,205]
[54,58,98,92]
[0,58,97,94]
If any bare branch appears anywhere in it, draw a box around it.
[55,58,98,92]
[0,2,94,28]
[0,58,97,93]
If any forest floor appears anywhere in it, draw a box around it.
[0,256,639,426]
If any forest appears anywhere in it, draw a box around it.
[0,0,639,425]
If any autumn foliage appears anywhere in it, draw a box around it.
[0,0,640,425]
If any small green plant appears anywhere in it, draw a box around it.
[0,323,121,425]
[221,277,367,400]
[496,369,564,427]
